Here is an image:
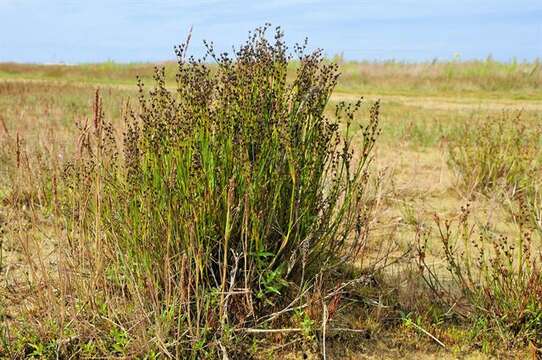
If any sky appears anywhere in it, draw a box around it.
[0,0,541,63]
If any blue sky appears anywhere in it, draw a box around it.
[0,0,540,63]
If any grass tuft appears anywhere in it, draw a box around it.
[3,25,381,358]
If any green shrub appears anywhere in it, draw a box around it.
[61,25,379,356]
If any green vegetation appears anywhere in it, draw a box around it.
[55,28,379,357]
[2,56,541,99]
[1,26,541,358]
[417,203,542,348]
[448,111,542,194]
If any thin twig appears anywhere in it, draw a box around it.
[408,321,446,348]
[322,301,328,360]
[239,326,372,335]
[241,328,303,334]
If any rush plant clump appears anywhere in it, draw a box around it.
[447,111,542,196]
[41,25,380,357]
[416,203,542,348]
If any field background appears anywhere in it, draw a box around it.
[1,59,541,358]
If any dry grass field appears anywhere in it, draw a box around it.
[0,35,541,358]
